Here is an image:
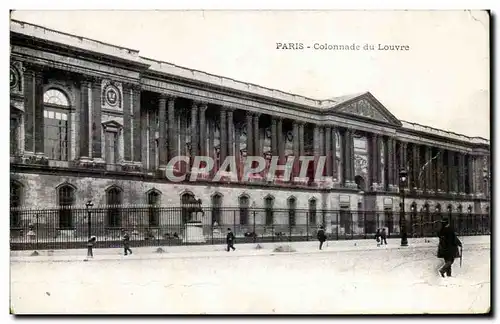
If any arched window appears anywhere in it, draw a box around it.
[147,190,161,227]
[43,88,70,161]
[239,195,250,225]
[308,198,317,225]
[106,186,122,228]
[181,192,195,224]
[10,181,22,227]
[211,194,223,225]
[288,197,297,227]
[58,184,75,229]
[264,196,274,225]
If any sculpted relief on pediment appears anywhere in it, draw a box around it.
[338,99,389,123]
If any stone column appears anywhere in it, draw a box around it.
[132,85,142,163]
[412,143,419,189]
[122,85,132,161]
[370,134,378,187]
[399,141,408,189]
[79,80,91,159]
[458,152,466,193]
[386,137,393,187]
[91,79,102,160]
[467,154,474,194]
[199,103,208,157]
[299,122,305,157]
[447,150,454,193]
[271,118,278,156]
[377,135,384,186]
[190,102,199,157]
[383,136,389,190]
[392,140,399,188]
[220,108,227,164]
[331,127,338,180]
[167,96,177,161]
[246,112,253,157]
[424,146,432,192]
[227,108,234,162]
[148,108,156,170]
[158,94,167,167]
[325,126,332,177]
[436,148,444,191]
[346,129,355,184]
[253,114,260,157]
[277,118,284,162]
[340,129,347,185]
[313,125,320,179]
[293,121,300,178]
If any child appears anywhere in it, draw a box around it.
[226,228,236,252]
[123,230,133,256]
[87,235,97,259]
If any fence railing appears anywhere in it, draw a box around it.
[9,206,491,250]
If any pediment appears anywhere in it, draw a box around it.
[329,92,402,127]
[102,120,123,132]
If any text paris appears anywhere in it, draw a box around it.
[378,44,410,51]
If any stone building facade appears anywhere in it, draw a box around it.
[10,20,490,230]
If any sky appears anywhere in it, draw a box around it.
[10,10,490,139]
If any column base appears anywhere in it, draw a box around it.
[371,183,381,192]
[345,181,358,189]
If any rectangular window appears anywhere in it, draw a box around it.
[44,109,69,161]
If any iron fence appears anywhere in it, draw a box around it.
[10,206,491,250]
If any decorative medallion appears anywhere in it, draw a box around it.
[101,80,123,110]
[10,66,19,90]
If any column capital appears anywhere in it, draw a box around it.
[318,126,325,133]
[200,103,208,112]
[253,112,261,118]
[191,101,199,110]
[271,118,277,125]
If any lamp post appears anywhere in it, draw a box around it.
[86,200,93,239]
[399,168,408,246]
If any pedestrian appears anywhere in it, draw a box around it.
[317,226,327,250]
[87,235,97,259]
[380,228,388,246]
[226,228,236,252]
[122,230,133,256]
[437,218,462,278]
[375,228,381,247]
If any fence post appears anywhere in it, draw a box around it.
[253,209,256,243]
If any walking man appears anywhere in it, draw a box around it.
[438,218,462,277]
[380,228,388,246]
[226,228,236,252]
[122,230,133,256]
[317,226,327,250]
[86,235,97,259]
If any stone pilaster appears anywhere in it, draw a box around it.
[158,94,167,167]
[377,135,383,186]
[148,108,156,170]
[370,134,378,188]
[132,85,142,163]
[199,103,208,157]
[91,78,102,160]
[411,143,419,189]
[79,80,91,159]
[466,154,474,194]
[167,96,177,161]
[458,152,466,194]
[383,136,389,190]
[23,67,35,153]
[33,70,44,155]
[399,141,408,189]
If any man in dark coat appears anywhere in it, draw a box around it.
[437,218,462,277]
[380,228,388,246]
[317,226,327,250]
[226,228,236,252]
[122,230,133,256]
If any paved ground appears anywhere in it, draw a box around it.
[10,236,490,314]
